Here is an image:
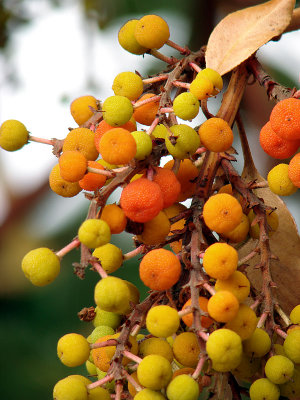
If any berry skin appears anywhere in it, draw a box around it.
[243,328,271,358]
[134,388,166,400]
[92,243,123,274]
[87,325,115,343]
[92,306,121,330]
[222,213,250,243]
[146,305,180,338]
[79,160,107,191]
[279,367,300,399]
[215,270,250,303]
[173,332,200,368]
[151,123,168,139]
[283,329,300,363]
[248,209,279,239]
[232,353,261,382]
[288,152,300,188]
[165,124,200,160]
[189,76,214,100]
[57,333,90,367]
[139,337,173,363]
[133,93,160,126]
[0,119,28,151]
[181,296,213,329]
[59,151,87,182]
[63,127,99,161]
[135,15,170,50]
[78,219,111,249]
[249,378,280,400]
[203,193,243,234]
[267,163,297,196]
[152,167,181,208]
[94,118,136,151]
[118,19,148,55]
[173,92,199,120]
[102,95,133,127]
[70,95,97,126]
[167,374,199,400]
[21,247,60,287]
[270,97,300,140]
[198,68,223,95]
[290,304,300,324]
[265,355,294,384]
[49,164,82,198]
[99,128,137,165]
[112,72,143,101]
[259,121,300,159]
[139,248,181,291]
[202,242,238,280]
[206,329,242,372]
[131,130,153,160]
[207,290,239,323]
[120,178,164,223]
[137,354,172,390]
[198,117,233,153]
[224,304,257,340]
[100,204,127,234]
[53,376,88,400]
[137,211,170,246]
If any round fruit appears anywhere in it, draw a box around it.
[70,95,97,126]
[173,332,200,368]
[283,329,300,363]
[102,95,133,127]
[78,219,111,249]
[166,374,199,400]
[267,163,297,196]
[92,244,123,274]
[165,124,200,160]
[198,117,233,153]
[146,305,180,338]
[118,19,148,55]
[112,72,143,100]
[0,119,28,151]
[137,354,172,390]
[265,355,294,384]
[249,378,280,400]
[207,291,239,323]
[270,97,300,141]
[135,15,170,49]
[202,242,238,280]
[57,333,90,367]
[173,92,199,120]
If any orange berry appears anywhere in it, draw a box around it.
[137,211,171,246]
[120,178,163,223]
[173,332,200,368]
[198,117,233,153]
[163,159,199,202]
[100,204,127,234]
[203,193,243,234]
[164,203,187,254]
[79,161,107,191]
[259,121,300,159]
[207,290,239,323]
[63,127,98,161]
[288,152,300,188]
[94,118,136,152]
[150,167,181,208]
[270,98,300,140]
[59,151,87,182]
[139,248,181,291]
[202,243,238,280]
[181,297,214,329]
[222,213,250,243]
[133,93,160,126]
[70,95,97,126]
[218,183,233,195]
[49,164,82,198]
[99,128,136,165]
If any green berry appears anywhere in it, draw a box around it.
[165,124,200,160]
[146,305,180,338]
[78,219,111,249]
[102,95,133,127]
[87,325,115,343]
[112,72,143,101]
[92,306,122,329]
[85,359,97,376]
[173,92,199,120]
[57,333,90,367]
[249,378,280,400]
[0,119,28,151]
[131,131,153,160]
[92,243,123,274]
[166,374,199,400]
[21,247,60,287]
[265,355,294,384]
[53,376,88,400]
[283,330,300,363]
[137,354,172,390]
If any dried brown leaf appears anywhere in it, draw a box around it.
[205,0,295,76]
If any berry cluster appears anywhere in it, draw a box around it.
[1,11,300,400]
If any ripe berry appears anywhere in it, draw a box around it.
[137,211,170,245]
[189,76,214,100]
[270,97,300,140]
[197,68,223,95]
[181,296,213,329]
[202,242,238,280]
[164,159,199,201]
[288,152,300,187]
[134,15,170,50]
[70,95,97,126]
[79,160,107,191]
[0,119,28,151]
[49,164,82,198]
[59,151,87,182]
[100,204,127,234]
[99,128,137,165]
[133,93,160,126]
[94,118,136,151]
[207,290,239,323]
[198,117,233,153]
[222,213,250,243]
[224,304,257,340]
[63,127,98,161]
[215,270,250,303]
[152,166,181,208]
[173,332,200,368]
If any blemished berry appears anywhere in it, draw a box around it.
[146,305,180,338]
[243,328,271,358]
[63,127,99,161]
[137,354,172,390]
[267,163,298,196]
[139,248,181,291]
[198,117,234,153]
[207,290,239,323]
[203,193,243,234]
[49,164,82,198]
[189,76,214,100]
[206,329,242,372]
[173,92,199,120]
[118,19,148,55]
[57,333,90,367]
[166,374,199,400]
[78,219,111,249]
[290,304,300,324]
[53,375,88,400]
[87,325,115,343]
[202,242,238,280]
[249,378,280,400]
[288,152,300,188]
[224,304,257,340]
[92,243,123,274]
[151,166,181,208]
[222,213,250,243]
[198,68,223,95]
[59,151,87,182]
[120,178,164,223]
[270,97,300,141]
[181,296,213,329]
[134,388,166,400]
[215,270,250,303]
[265,355,294,384]
[131,130,153,160]
[173,332,200,368]
[100,204,127,234]
[70,95,97,126]
[79,160,107,191]
[283,329,300,363]
[99,128,137,165]
[134,15,170,50]
[137,211,171,245]
[139,337,173,363]
[133,93,160,126]
[0,119,28,151]
[102,95,133,127]
[92,306,121,330]
[248,209,279,239]
[259,121,300,159]
[112,72,143,101]
[165,124,200,160]
[21,247,60,287]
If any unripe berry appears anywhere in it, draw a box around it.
[0,119,29,151]
[102,95,133,127]
[57,333,90,367]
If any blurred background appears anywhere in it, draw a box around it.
[0,0,299,398]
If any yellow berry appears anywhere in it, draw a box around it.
[197,68,223,95]
[112,72,143,101]
[203,242,238,280]
[146,305,180,338]
[0,119,28,151]
[189,77,214,100]
[78,219,111,249]
[70,95,98,126]
[137,354,172,390]
[57,333,90,367]
[92,243,123,274]
[268,163,298,196]
[173,92,199,121]
[118,19,148,55]
[135,15,170,50]
[102,95,133,127]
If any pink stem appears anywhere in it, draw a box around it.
[87,374,113,390]
[143,74,168,84]
[115,382,123,400]
[149,49,178,64]
[133,95,161,109]
[90,339,118,349]
[250,299,261,310]
[166,39,190,54]
[56,238,80,258]
[123,350,142,364]
[195,147,207,154]
[198,331,209,341]
[122,369,142,391]
[192,356,206,379]
[178,307,193,317]
[257,311,268,328]
[172,81,190,90]
[91,261,108,278]
[123,245,144,261]
[160,107,174,113]
[189,62,201,73]
[87,166,115,177]
[275,327,288,339]
[146,116,160,136]
[29,135,54,145]
[203,283,216,295]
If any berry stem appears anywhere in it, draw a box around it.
[115,381,123,400]
[160,107,174,113]
[90,339,118,349]
[87,166,115,177]
[133,95,161,109]
[149,49,178,64]
[275,327,288,339]
[172,80,190,90]
[192,356,207,379]
[56,238,81,258]
[178,306,193,317]
[146,116,160,136]
[123,245,144,261]
[28,135,54,145]
[166,39,190,54]
[91,261,108,278]
[189,62,201,73]
[237,246,259,267]
[250,298,261,310]
[122,369,142,392]
[142,74,168,84]
[87,374,114,390]
[198,331,209,341]
[257,311,268,329]
[122,350,142,364]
